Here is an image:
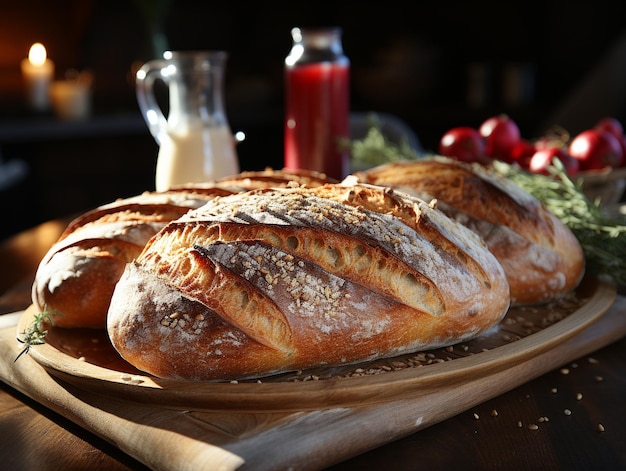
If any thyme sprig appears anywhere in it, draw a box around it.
[15,306,59,362]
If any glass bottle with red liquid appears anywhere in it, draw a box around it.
[284,27,350,180]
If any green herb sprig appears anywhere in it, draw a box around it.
[15,306,59,362]
[342,114,421,167]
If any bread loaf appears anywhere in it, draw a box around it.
[350,157,585,305]
[107,183,510,381]
[170,167,337,192]
[216,167,338,189]
[31,189,229,329]
[32,168,337,329]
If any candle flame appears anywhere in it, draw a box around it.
[28,43,47,67]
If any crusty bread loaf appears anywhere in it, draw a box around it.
[216,167,338,189]
[107,183,510,381]
[168,167,337,194]
[31,190,229,329]
[349,157,585,305]
[31,169,338,329]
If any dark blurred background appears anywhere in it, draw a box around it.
[1,0,625,239]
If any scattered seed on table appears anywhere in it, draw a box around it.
[560,368,570,375]
[528,424,539,430]
[564,409,572,416]
[576,393,583,401]
[597,424,605,432]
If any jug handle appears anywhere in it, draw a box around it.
[136,59,169,146]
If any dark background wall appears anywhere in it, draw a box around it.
[1,0,625,238]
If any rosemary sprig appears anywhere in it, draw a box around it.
[15,306,59,362]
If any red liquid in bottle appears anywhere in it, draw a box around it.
[284,62,350,180]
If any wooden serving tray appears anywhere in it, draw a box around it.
[13,275,616,412]
[1,275,625,470]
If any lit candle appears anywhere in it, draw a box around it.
[20,43,55,111]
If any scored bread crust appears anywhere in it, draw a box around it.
[350,157,586,305]
[31,169,337,329]
[107,184,510,381]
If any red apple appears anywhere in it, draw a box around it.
[478,114,521,162]
[568,129,624,170]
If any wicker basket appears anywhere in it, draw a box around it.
[577,167,626,206]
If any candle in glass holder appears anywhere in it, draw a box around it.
[20,43,54,111]
[50,70,93,120]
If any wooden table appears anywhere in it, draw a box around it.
[1,220,625,471]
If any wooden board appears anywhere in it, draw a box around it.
[13,275,615,412]
[1,276,625,470]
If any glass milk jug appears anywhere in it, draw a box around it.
[136,51,239,191]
